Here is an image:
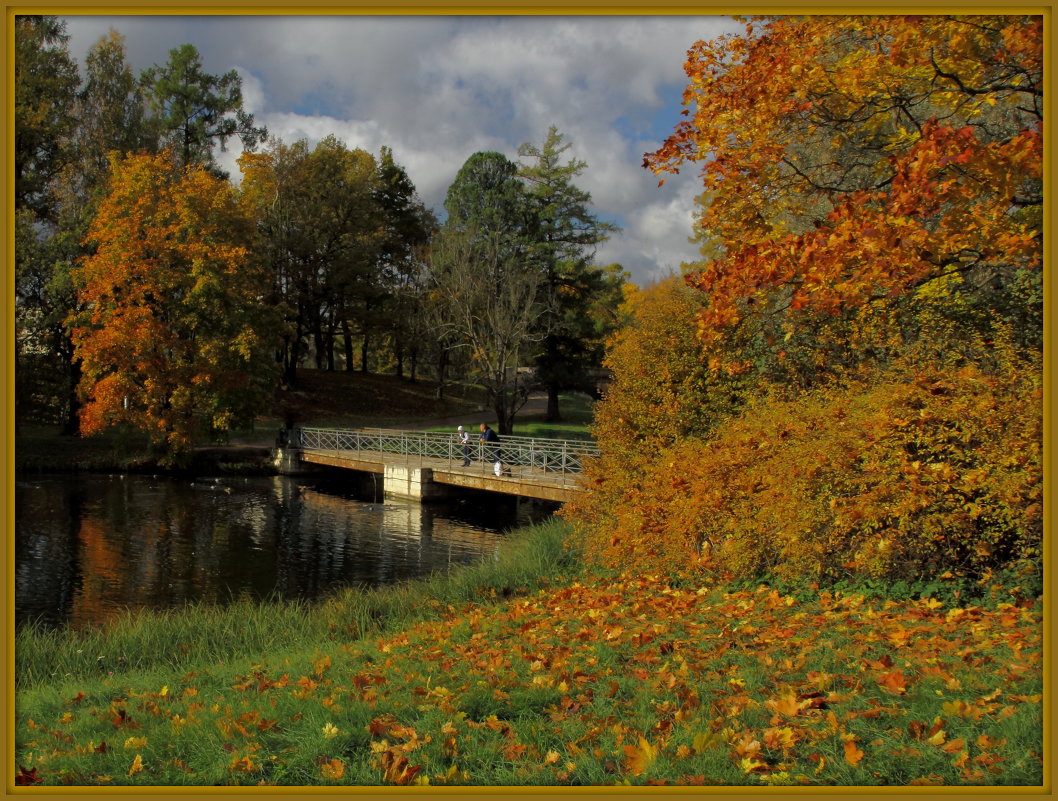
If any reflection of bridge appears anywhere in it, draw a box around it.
[274,427,600,503]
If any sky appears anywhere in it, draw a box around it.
[60,14,744,288]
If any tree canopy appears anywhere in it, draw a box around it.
[70,152,279,464]
[142,43,267,175]
[568,14,1043,586]
[645,15,1042,374]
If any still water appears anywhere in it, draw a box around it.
[15,472,556,630]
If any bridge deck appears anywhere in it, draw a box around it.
[291,427,598,503]
[299,448,581,502]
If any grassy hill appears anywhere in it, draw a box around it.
[268,370,486,431]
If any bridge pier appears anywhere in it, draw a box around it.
[383,465,450,501]
[272,447,305,475]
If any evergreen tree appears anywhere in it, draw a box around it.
[141,43,266,175]
[517,126,621,420]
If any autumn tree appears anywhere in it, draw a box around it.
[69,152,278,465]
[41,30,154,434]
[517,126,622,421]
[142,43,266,175]
[569,15,1043,585]
[645,15,1043,376]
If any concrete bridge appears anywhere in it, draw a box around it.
[274,427,599,503]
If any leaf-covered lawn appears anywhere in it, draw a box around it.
[16,574,1042,786]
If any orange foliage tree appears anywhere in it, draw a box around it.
[567,16,1043,585]
[645,15,1042,371]
[69,151,278,464]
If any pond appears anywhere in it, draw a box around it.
[15,472,557,630]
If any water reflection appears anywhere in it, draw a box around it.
[16,473,553,630]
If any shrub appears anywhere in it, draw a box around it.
[567,343,1041,585]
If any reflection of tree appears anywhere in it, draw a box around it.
[69,513,126,628]
[17,475,517,629]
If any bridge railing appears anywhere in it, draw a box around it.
[294,427,600,484]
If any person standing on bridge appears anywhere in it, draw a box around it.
[480,423,503,475]
[457,425,471,466]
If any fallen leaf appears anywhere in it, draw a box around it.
[622,737,658,776]
[843,739,865,767]
[320,758,345,780]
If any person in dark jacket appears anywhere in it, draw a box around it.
[479,423,501,466]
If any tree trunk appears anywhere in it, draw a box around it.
[342,320,354,372]
[60,357,82,436]
[434,350,448,400]
[313,322,325,370]
[546,384,561,423]
[283,323,303,387]
[325,329,336,372]
[493,387,515,435]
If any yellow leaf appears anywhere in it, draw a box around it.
[693,731,722,753]
[740,757,768,774]
[763,727,797,751]
[543,750,560,765]
[128,754,144,776]
[322,723,340,739]
[843,739,865,766]
[622,737,658,776]
[926,729,947,747]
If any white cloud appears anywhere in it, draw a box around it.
[61,14,740,286]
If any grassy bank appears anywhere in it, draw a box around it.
[16,518,580,690]
[15,517,1043,787]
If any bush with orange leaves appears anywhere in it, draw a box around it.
[566,333,1041,584]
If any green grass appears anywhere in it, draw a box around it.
[14,483,1043,788]
[512,393,596,441]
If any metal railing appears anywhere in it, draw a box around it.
[293,426,599,487]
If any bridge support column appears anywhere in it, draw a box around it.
[272,447,304,475]
[384,465,449,501]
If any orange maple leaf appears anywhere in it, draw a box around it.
[877,669,909,695]
[320,758,345,780]
[843,739,865,767]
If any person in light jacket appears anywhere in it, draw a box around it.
[457,425,471,466]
